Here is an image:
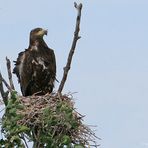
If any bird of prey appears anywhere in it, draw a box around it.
[13,28,56,96]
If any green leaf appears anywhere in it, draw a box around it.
[61,135,71,145]
[16,104,24,110]
[11,91,18,98]
[43,107,51,115]
[9,108,17,114]
[74,144,85,148]
[0,139,6,145]
[17,125,30,133]
[10,135,21,143]
[71,120,79,129]
[6,100,13,109]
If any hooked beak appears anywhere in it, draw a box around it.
[44,29,48,35]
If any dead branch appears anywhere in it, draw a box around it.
[6,57,15,90]
[0,57,15,105]
[0,74,11,91]
[58,2,82,93]
[0,72,5,98]
[20,134,29,148]
[0,72,9,105]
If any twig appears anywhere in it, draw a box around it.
[58,2,82,93]
[0,57,14,105]
[0,72,9,105]
[6,57,15,90]
[0,107,5,113]
[19,134,29,148]
[0,72,5,98]
[1,75,11,91]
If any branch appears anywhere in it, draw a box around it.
[58,2,82,93]
[0,72,5,97]
[0,57,15,105]
[6,57,15,90]
[20,134,29,148]
[1,77,11,91]
[0,72,9,105]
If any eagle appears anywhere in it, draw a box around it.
[13,28,56,96]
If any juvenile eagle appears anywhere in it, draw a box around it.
[13,28,56,96]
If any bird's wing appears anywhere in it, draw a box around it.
[13,49,34,96]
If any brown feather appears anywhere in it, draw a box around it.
[13,28,56,96]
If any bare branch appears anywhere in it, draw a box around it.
[0,57,14,105]
[58,2,82,93]
[0,72,9,105]
[1,74,11,91]
[20,134,29,148]
[0,72,5,97]
[6,57,15,90]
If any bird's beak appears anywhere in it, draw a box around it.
[36,28,48,36]
[43,29,48,35]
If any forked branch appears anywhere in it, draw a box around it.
[0,57,15,105]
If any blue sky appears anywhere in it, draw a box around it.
[0,0,148,148]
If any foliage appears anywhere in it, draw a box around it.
[0,91,26,147]
[0,91,99,148]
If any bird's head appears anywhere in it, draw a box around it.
[30,28,48,40]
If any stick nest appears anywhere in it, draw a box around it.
[1,92,99,147]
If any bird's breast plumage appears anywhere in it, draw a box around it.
[14,47,56,96]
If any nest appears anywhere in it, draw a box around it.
[9,92,99,147]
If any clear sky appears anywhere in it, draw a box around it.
[0,0,148,148]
